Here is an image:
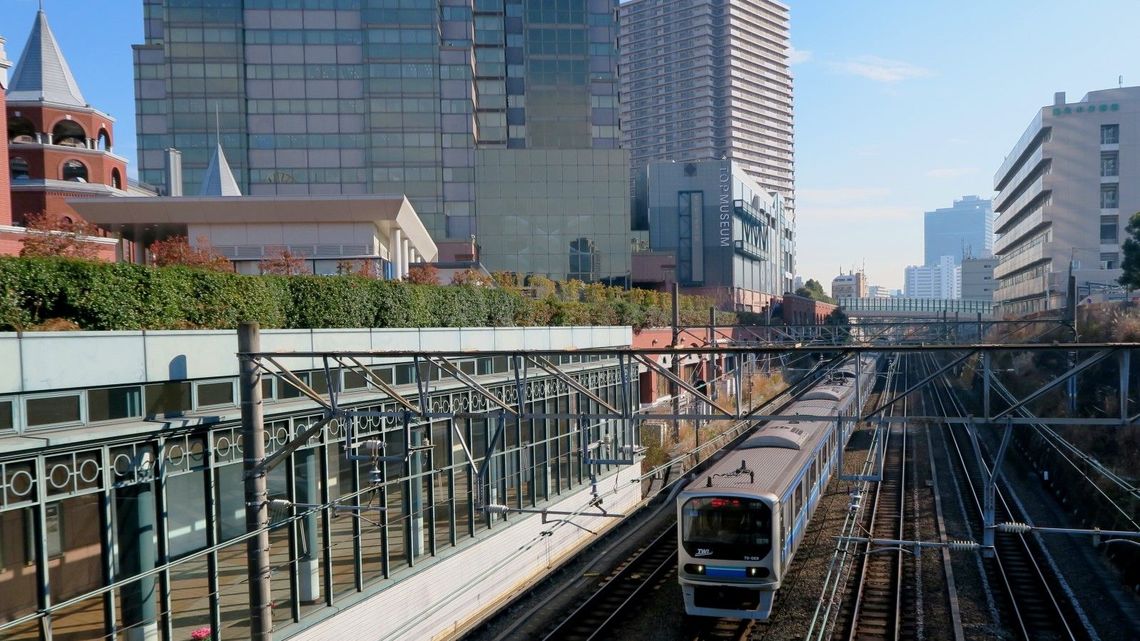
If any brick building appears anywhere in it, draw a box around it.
[779,293,837,325]
[3,9,133,258]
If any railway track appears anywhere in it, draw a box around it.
[835,356,912,641]
[922,354,1087,641]
[539,525,677,641]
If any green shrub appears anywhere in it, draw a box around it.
[0,256,736,331]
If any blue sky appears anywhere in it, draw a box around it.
[5,1,1140,288]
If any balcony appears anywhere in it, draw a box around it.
[995,240,1052,279]
[994,175,1047,234]
[993,146,1045,213]
[995,113,1046,187]
[994,206,1046,255]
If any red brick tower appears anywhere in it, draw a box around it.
[4,8,128,258]
[0,36,12,232]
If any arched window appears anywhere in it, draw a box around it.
[111,168,123,189]
[97,129,112,152]
[62,159,89,182]
[10,157,30,180]
[7,117,36,144]
[51,120,87,148]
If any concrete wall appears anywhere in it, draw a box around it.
[0,326,634,394]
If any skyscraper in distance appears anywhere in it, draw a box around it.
[923,195,993,266]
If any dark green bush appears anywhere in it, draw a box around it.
[0,256,734,331]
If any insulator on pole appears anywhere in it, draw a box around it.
[483,504,511,514]
[996,521,1033,533]
[947,539,983,551]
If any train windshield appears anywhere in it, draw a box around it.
[681,497,772,560]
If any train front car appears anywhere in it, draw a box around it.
[677,452,787,619]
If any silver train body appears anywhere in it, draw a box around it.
[676,356,878,619]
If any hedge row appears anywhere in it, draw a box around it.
[0,257,733,331]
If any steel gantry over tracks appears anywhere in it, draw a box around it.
[235,323,1138,640]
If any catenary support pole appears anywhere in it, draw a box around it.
[672,282,681,442]
[239,322,272,641]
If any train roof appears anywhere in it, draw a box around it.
[686,448,800,495]
[740,423,809,449]
[799,384,851,402]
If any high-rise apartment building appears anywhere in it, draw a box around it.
[133,0,629,282]
[904,256,960,299]
[924,195,992,265]
[618,0,794,208]
[993,87,1140,315]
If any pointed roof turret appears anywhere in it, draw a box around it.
[7,9,87,107]
[199,144,242,196]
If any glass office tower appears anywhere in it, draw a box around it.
[134,0,629,281]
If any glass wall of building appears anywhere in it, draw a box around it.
[0,357,635,640]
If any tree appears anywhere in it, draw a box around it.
[1119,212,1140,290]
[451,269,493,286]
[19,211,104,260]
[149,235,232,271]
[491,271,520,289]
[259,248,307,275]
[794,278,834,304]
[336,258,377,278]
[406,263,439,284]
[823,307,851,343]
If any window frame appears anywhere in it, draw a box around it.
[23,392,85,429]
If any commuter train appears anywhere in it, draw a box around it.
[676,355,878,620]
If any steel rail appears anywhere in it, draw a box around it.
[802,354,903,641]
[845,355,908,641]
[923,354,1081,641]
[539,524,676,641]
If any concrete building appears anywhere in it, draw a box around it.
[0,326,640,641]
[866,285,893,299]
[133,0,629,282]
[905,256,960,299]
[72,193,437,279]
[993,87,1140,316]
[632,159,794,312]
[831,271,866,299]
[961,256,997,303]
[619,0,795,218]
[924,195,993,265]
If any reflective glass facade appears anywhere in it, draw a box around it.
[923,195,993,266]
[134,0,627,280]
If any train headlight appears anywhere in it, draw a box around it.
[746,567,770,578]
[683,563,706,575]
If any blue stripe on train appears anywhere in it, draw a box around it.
[706,566,747,578]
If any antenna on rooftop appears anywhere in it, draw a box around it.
[1120,75,1124,88]
[214,103,221,147]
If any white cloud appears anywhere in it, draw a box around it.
[788,45,813,65]
[829,55,933,83]
[925,167,979,179]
